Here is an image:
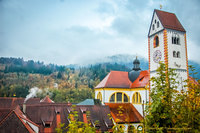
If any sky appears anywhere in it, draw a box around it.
[0,0,200,65]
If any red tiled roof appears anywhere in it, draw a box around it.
[40,96,54,103]
[25,104,113,132]
[0,97,40,109]
[95,71,132,88]
[131,70,149,88]
[0,106,38,133]
[0,97,113,132]
[95,70,149,89]
[105,103,143,124]
[155,9,185,32]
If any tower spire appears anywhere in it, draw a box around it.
[133,56,141,71]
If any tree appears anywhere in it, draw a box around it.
[145,62,200,132]
[184,65,200,131]
[145,62,186,132]
[56,105,96,133]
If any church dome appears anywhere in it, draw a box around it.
[128,70,140,83]
[128,57,141,82]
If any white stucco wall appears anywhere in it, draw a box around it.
[95,89,149,116]
[149,31,165,72]
[149,12,164,36]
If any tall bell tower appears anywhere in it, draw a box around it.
[148,9,189,91]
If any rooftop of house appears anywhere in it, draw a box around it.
[0,97,113,132]
[95,70,150,89]
[0,105,39,133]
[105,103,143,124]
[77,99,102,105]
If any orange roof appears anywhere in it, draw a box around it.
[155,9,185,32]
[95,70,149,89]
[105,103,143,123]
[95,71,132,88]
[40,96,54,103]
[131,70,149,88]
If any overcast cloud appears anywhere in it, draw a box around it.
[0,0,200,65]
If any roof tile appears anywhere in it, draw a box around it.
[155,9,185,32]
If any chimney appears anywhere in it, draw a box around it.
[23,103,26,114]
[55,108,61,128]
[80,107,88,124]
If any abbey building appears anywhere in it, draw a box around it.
[95,9,189,129]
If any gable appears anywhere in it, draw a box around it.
[148,10,164,37]
[148,9,186,37]
[0,111,30,133]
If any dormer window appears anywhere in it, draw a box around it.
[45,123,51,128]
[42,120,52,128]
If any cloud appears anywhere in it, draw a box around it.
[0,0,200,65]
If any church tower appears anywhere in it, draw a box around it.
[148,9,189,91]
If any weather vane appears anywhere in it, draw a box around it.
[160,4,163,10]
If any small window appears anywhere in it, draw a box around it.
[173,51,177,57]
[117,93,122,102]
[56,111,60,114]
[45,123,51,128]
[132,92,142,104]
[97,92,102,102]
[154,19,156,23]
[109,92,129,103]
[177,51,180,58]
[172,33,180,45]
[124,94,128,102]
[110,94,115,103]
[153,36,159,48]
[157,22,159,28]
[177,38,179,44]
[152,24,155,30]
[139,77,144,81]
[174,37,177,44]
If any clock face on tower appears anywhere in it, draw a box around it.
[153,50,162,63]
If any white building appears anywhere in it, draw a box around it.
[95,9,189,132]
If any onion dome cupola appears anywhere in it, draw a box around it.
[128,56,141,82]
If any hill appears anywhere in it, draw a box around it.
[0,55,199,103]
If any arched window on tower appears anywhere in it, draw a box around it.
[172,33,180,45]
[97,92,102,102]
[152,24,155,30]
[153,35,159,48]
[177,51,180,58]
[173,51,177,58]
[132,92,142,104]
[109,92,129,103]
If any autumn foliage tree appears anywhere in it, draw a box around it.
[145,62,200,132]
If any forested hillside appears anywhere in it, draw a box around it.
[0,57,130,103]
[0,56,199,103]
